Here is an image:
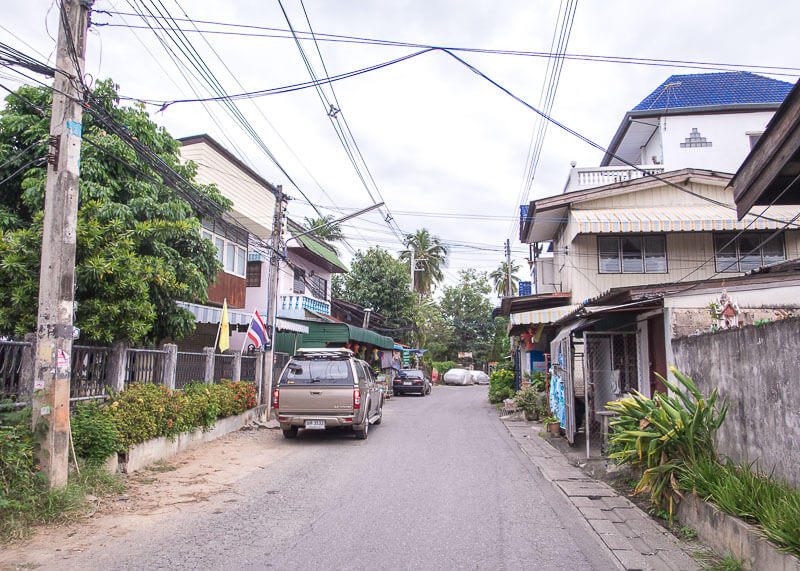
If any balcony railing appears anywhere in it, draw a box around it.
[280,295,330,315]
[564,166,665,193]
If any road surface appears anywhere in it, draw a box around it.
[29,386,623,570]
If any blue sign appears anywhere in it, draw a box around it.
[519,281,532,296]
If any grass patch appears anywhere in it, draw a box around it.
[148,460,178,473]
[1,463,125,543]
[679,456,800,557]
[692,550,749,571]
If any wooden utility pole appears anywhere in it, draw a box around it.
[32,0,93,489]
[263,186,286,408]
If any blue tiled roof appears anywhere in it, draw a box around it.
[633,72,793,112]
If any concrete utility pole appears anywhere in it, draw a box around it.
[409,250,415,293]
[32,0,93,489]
[505,239,512,297]
[263,186,286,407]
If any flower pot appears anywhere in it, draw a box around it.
[547,422,561,435]
[524,409,539,422]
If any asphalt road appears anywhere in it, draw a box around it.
[76,385,620,570]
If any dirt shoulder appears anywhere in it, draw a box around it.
[0,425,289,570]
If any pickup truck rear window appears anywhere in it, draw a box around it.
[280,359,354,386]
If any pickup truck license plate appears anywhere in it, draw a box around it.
[305,420,326,430]
[403,381,412,385]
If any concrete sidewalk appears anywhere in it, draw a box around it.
[502,418,700,571]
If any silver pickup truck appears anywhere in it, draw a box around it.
[273,348,384,440]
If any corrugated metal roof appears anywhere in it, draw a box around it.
[570,204,800,234]
[633,72,793,111]
[282,319,394,349]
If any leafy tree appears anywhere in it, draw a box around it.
[0,81,229,344]
[399,228,448,296]
[489,259,520,297]
[414,295,454,362]
[440,269,495,363]
[302,214,344,254]
[332,247,415,336]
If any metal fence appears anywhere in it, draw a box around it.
[125,348,166,386]
[0,340,29,401]
[3,339,263,403]
[175,351,206,389]
[214,354,234,382]
[70,345,112,399]
[241,355,257,382]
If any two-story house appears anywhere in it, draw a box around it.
[174,134,278,350]
[272,222,395,365]
[506,72,800,446]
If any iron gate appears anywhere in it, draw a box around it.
[583,331,638,439]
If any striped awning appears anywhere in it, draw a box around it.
[177,301,251,326]
[510,305,578,326]
[571,204,800,234]
[275,318,309,334]
[176,302,309,334]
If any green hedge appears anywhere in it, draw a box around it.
[488,369,515,404]
[0,405,39,512]
[72,380,258,463]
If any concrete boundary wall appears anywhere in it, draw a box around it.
[675,495,800,570]
[120,404,270,473]
[672,318,800,488]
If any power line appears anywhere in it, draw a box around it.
[438,48,800,230]
[169,0,359,257]
[510,0,578,240]
[115,3,257,173]
[0,156,46,186]
[92,12,800,77]
[275,0,405,247]
[127,0,325,219]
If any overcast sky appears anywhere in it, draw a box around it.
[3,0,800,292]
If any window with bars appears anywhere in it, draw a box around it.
[246,261,261,287]
[293,268,305,294]
[309,276,327,300]
[598,235,667,274]
[714,232,785,273]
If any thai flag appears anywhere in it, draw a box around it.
[246,310,269,349]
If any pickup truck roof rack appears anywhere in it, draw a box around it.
[294,347,354,360]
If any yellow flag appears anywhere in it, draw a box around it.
[218,299,230,352]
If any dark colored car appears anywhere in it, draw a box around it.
[392,369,431,396]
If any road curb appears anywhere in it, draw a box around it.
[500,418,700,571]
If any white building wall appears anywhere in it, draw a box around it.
[659,111,775,174]
[179,143,276,239]
[641,126,662,166]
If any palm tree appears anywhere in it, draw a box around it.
[303,215,345,253]
[399,228,448,296]
[490,260,520,297]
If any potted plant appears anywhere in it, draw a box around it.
[542,415,560,435]
[514,386,540,421]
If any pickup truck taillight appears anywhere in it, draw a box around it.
[272,388,279,408]
[353,389,361,409]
